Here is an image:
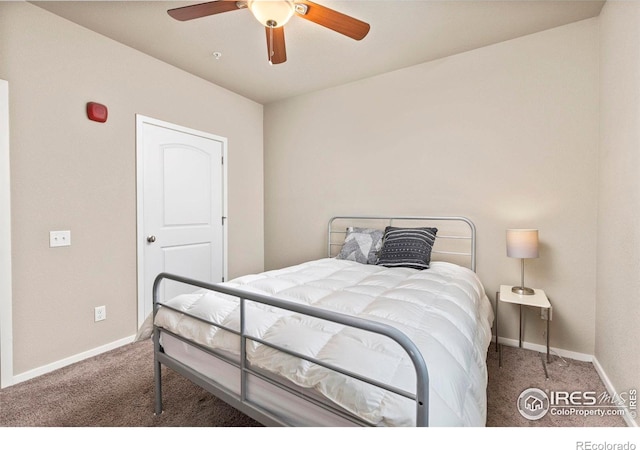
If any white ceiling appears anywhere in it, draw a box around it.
[32,0,605,104]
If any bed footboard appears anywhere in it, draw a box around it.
[152,272,430,427]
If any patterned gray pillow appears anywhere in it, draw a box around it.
[336,227,384,264]
[376,226,438,270]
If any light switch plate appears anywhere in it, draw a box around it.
[50,230,71,248]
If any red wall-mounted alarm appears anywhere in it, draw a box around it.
[86,102,108,123]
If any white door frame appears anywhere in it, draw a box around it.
[1,79,13,388]
[135,115,228,327]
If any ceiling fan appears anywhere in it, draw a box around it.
[167,0,370,65]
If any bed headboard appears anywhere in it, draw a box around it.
[328,216,477,272]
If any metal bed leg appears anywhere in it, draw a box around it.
[153,327,163,416]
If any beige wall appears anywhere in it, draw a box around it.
[596,0,640,403]
[265,19,600,355]
[0,3,264,375]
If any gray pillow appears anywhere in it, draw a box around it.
[336,227,384,264]
[376,226,438,270]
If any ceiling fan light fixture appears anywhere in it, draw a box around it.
[247,0,295,28]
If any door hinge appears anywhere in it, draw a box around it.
[221,156,224,165]
[222,276,225,282]
[222,216,227,226]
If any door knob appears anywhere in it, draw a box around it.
[147,235,156,243]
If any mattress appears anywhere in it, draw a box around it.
[154,258,494,426]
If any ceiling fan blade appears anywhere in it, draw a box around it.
[168,1,243,21]
[294,0,370,41]
[265,26,287,64]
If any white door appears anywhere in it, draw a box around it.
[137,115,227,324]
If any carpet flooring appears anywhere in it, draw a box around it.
[0,339,628,428]
[486,345,627,427]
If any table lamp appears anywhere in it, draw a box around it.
[506,229,539,295]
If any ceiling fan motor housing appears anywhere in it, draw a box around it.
[247,0,296,28]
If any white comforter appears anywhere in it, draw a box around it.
[154,258,494,427]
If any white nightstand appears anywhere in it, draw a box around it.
[495,285,551,368]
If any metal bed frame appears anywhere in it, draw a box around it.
[152,215,477,427]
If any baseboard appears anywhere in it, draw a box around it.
[592,356,638,427]
[492,335,593,362]
[8,335,135,387]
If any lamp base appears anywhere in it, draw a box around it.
[512,286,535,295]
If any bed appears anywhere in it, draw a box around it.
[147,216,494,427]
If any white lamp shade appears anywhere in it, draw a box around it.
[248,0,295,27]
[506,229,539,259]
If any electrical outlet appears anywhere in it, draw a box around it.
[541,307,552,321]
[94,305,106,322]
